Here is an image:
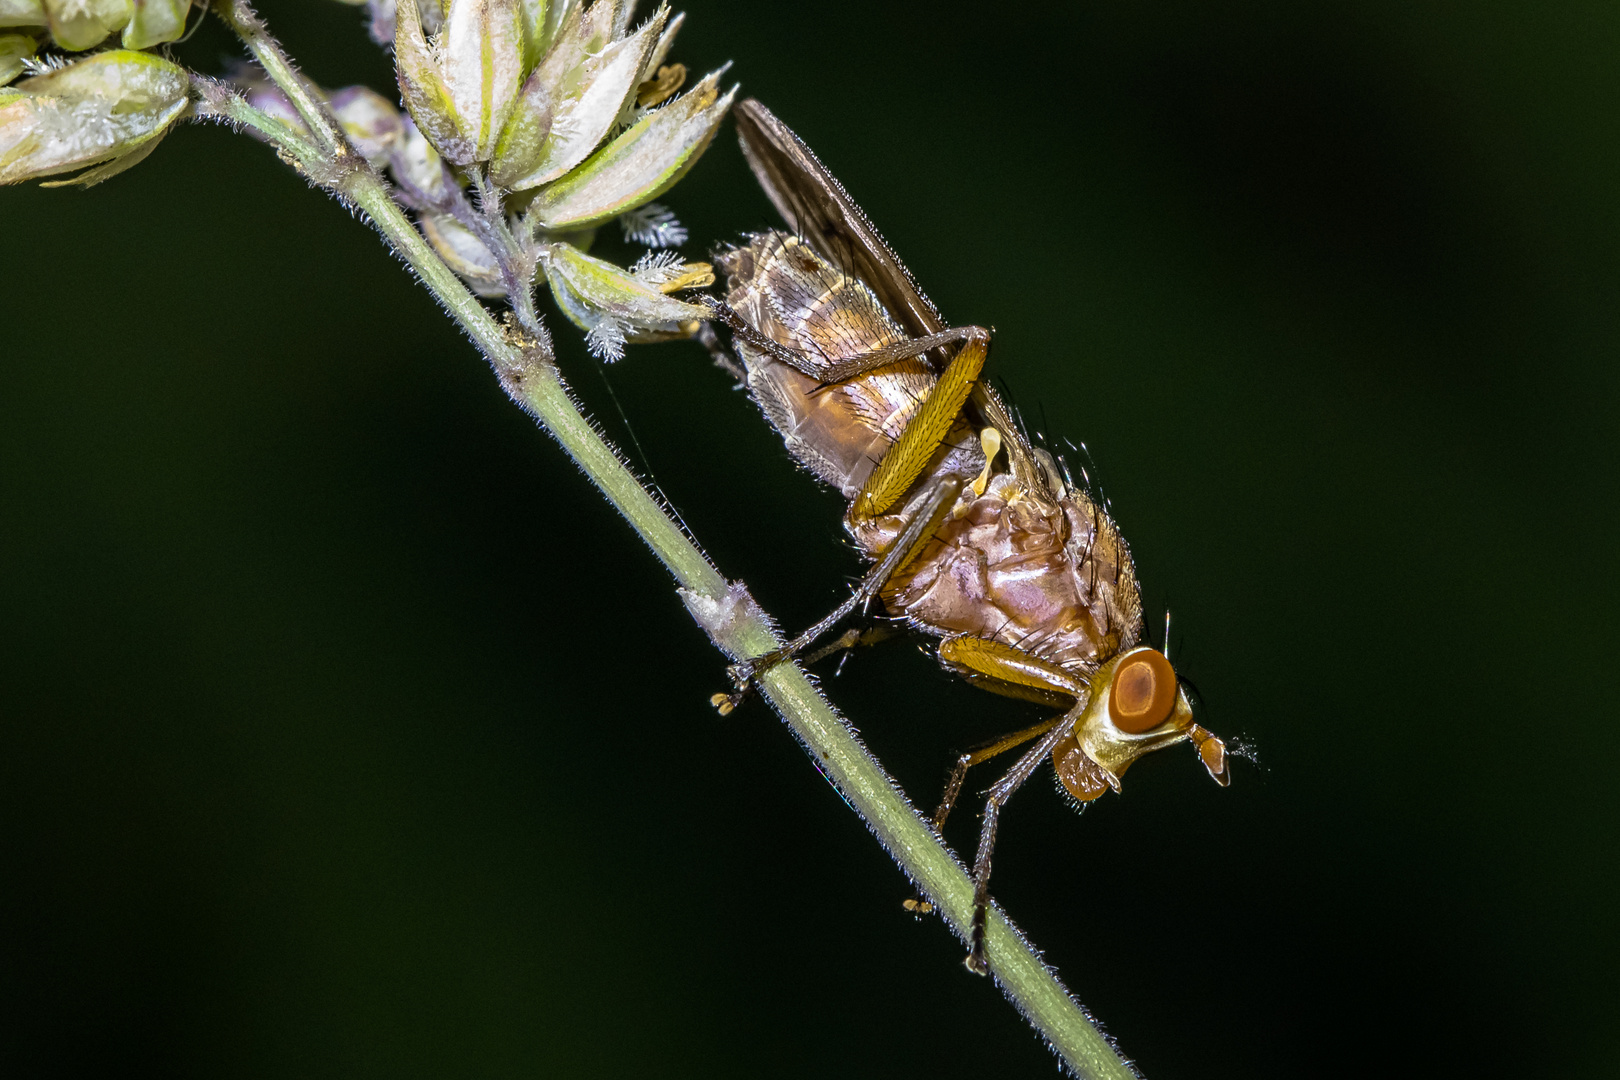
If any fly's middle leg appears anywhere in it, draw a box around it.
[917,636,1092,969]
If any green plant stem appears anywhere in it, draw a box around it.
[216,11,1138,1075]
[212,0,347,157]
[191,76,323,164]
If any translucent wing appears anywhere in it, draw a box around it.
[733,98,1043,489]
[733,98,947,346]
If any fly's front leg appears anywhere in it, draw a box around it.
[708,298,988,386]
[902,715,1060,916]
[927,718,1063,837]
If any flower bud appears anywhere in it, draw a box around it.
[516,0,574,70]
[525,66,733,231]
[540,241,708,359]
[0,49,187,186]
[350,0,443,46]
[236,77,306,132]
[0,0,44,30]
[419,212,506,296]
[388,115,456,204]
[329,84,403,165]
[41,0,129,51]
[489,2,664,190]
[122,0,190,50]
[395,0,470,163]
[0,33,34,87]
[394,0,523,166]
[227,72,404,168]
[637,10,681,88]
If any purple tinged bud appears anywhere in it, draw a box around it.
[328,84,404,165]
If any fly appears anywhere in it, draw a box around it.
[705,100,1230,973]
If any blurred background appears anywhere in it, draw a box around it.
[3,0,1617,1075]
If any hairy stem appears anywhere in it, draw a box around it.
[212,0,347,157]
[190,75,324,163]
[218,11,1137,1076]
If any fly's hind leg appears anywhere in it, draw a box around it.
[712,624,902,716]
[714,328,990,709]
[714,475,962,712]
[803,623,901,671]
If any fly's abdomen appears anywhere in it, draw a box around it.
[719,233,937,498]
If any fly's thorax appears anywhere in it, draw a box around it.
[1051,647,1195,801]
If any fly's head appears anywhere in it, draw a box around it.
[1053,647,1230,802]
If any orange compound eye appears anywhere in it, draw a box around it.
[1108,649,1177,734]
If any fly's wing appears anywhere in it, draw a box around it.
[734,99,945,347]
[733,98,1045,492]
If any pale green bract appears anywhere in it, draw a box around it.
[541,241,709,359]
[394,0,524,165]
[489,1,663,188]
[0,48,188,186]
[526,66,733,229]
[0,33,34,86]
[0,0,190,51]
[123,0,191,50]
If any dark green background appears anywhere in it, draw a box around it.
[4,1,1616,1075]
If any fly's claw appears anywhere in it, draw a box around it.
[902,897,934,915]
[712,662,760,715]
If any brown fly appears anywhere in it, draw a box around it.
[704,100,1231,973]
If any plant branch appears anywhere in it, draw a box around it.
[211,0,347,158]
[466,164,543,337]
[188,74,323,165]
[216,12,1139,1076]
